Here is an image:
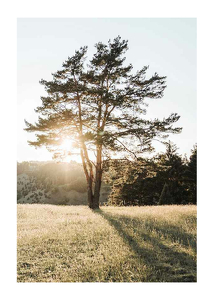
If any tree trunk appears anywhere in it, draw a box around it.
[80,145,102,209]
[93,146,102,209]
[87,182,94,209]
[80,148,95,209]
[93,171,102,209]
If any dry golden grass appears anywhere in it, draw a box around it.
[17,204,196,282]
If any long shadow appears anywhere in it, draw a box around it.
[134,217,197,250]
[94,209,196,282]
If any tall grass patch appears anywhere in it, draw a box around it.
[17,204,196,282]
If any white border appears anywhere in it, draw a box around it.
[1,1,214,299]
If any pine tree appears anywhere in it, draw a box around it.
[187,144,197,204]
[157,141,187,204]
[158,183,174,205]
[25,36,182,209]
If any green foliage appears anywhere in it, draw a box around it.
[62,179,87,193]
[58,196,70,205]
[52,187,59,194]
[159,183,173,205]
[106,142,197,206]
[186,145,197,204]
[17,191,22,201]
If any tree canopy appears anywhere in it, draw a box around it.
[25,36,182,208]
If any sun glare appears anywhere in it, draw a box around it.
[61,139,73,151]
[60,139,97,164]
[60,139,82,163]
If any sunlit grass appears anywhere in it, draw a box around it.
[17,204,196,282]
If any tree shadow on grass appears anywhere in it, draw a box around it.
[139,219,197,250]
[94,209,196,282]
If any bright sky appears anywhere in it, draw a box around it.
[17,18,196,162]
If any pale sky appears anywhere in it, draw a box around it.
[17,18,196,162]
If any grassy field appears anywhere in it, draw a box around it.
[17,204,197,282]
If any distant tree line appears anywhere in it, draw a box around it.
[17,142,196,206]
[17,161,109,205]
[17,161,88,204]
[105,142,197,206]
[17,161,86,191]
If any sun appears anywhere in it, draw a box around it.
[61,139,73,151]
[60,139,82,163]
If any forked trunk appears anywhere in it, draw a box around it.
[81,146,102,209]
[87,177,101,210]
[87,176,100,209]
